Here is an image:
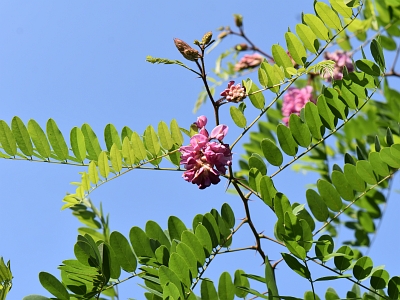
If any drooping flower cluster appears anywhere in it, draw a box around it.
[220,81,247,103]
[282,86,315,125]
[234,53,263,71]
[322,50,354,81]
[179,116,232,189]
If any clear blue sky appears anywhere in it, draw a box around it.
[1,1,399,299]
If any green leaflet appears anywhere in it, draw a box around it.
[158,121,174,150]
[265,256,279,300]
[0,120,17,156]
[370,269,389,290]
[344,163,366,192]
[368,152,389,177]
[221,203,235,229]
[176,242,198,278]
[234,269,250,298]
[168,216,187,242]
[370,39,385,71]
[70,127,86,162]
[277,124,298,156]
[306,189,329,222]
[388,276,400,299]
[303,13,330,41]
[317,179,342,212]
[258,67,268,87]
[202,213,220,248]
[317,95,336,130]
[11,116,33,156]
[131,132,147,161]
[88,160,99,184]
[38,272,70,300]
[296,23,319,53]
[81,123,102,161]
[304,102,324,140]
[46,119,69,161]
[121,125,133,142]
[355,59,381,76]
[329,0,353,18]
[260,62,280,93]
[122,136,136,166]
[159,266,184,299]
[110,144,122,173]
[334,245,354,271]
[168,253,191,287]
[324,87,348,120]
[181,230,206,266]
[285,32,307,66]
[97,151,110,178]
[210,209,232,247]
[281,253,310,279]
[230,106,247,128]
[357,211,375,233]
[260,176,277,208]
[315,235,334,262]
[261,138,283,166]
[249,168,262,192]
[129,226,154,258]
[201,279,218,299]
[104,123,121,151]
[218,272,235,300]
[353,256,373,281]
[28,119,51,158]
[288,114,311,148]
[248,153,267,175]
[315,2,342,30]
[162,282,181,300]
[145,220,171,250]
[194,223,213,257]
[272,44,294,78]
[333,81,357,109]
[331,170,354,201]
[144,125,160,157]
[356,160,377,185]
[170,119,183,146]
[274,193,292,222]
[248,81,265,109]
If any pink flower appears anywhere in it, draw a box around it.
[323,50,354,81]
[179,118,232,189]
[282,86,316,125]
[234,53,263,71]
[195,115,207,129]
[220,81,247,103]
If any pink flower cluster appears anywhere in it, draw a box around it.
[282,86,315,125]
[234,53,263,71]
[220,81,247,103]
[179,116,232,189]
[323,50,354,81]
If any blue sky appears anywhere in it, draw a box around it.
[1,1,399,299]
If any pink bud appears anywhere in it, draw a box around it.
[195,115,207,128]
[210,125,229,141]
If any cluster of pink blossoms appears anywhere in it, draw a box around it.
[323,50,354,81]
[282,86,316,125]
[179,116,232,189]
[234,53,263,71]
[220,81,247,103]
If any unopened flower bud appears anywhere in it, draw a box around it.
[201,31,213,45]
[217,31,228,39]
[234,14,243,27]
[173,38,201,61]
[194,40,201,46]
[235,43,248,51]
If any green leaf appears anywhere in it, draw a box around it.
[261,138,283,166]
[0,120,17,156]
[333,81,357,109]
[163,282,181,300]
[234,270,250,298]
[11,116,33,156]
[122,136,136,166]
[317,96,336,130]
[170,119,183,146]
[70,127,86,162]
[288,114,311,148]
[306,189,329,222]
[28,119,51,158]
[88,160,99,184]
[331,170,354,201]
[281,253,310,279]
[194,224,213,258]
[176,242,198,278]
[129,226,154,258]
[203,213,220,248]
[110,144,122,173]
[104,123,121,151]
[258,67,269,87]
[221,203,235,229]
[265,256,279,300]
[355,59,381,76]
[110,231,137,273]
[277,124,298,156]
[303,13,330,41]
[353,256,373,281]
[81,123,102,161]
[329,0,353,17]
[168,216,187,242]
[272,44,294,78]
[344,163,366,192]
[201,279,218,299]
[131,132,147,161]
[388,276,400,300]
[249,153,267,176]
[218,272,235,300]
[46,119,69,160]
[296,23,319,53]
[315,2,342,30]
[314,274,352,282]
[158,121,174,150]
[39,272,70,300]
[145,220,171,250]
[380,35,397,50]
[22,296,50,300]
[315,235,334,262]
[380,147,400,168]
[168,252,191,287]
[260,63,280,93]
[121,126,133,142]
[369,152,389,177]
[285,32,307,66]
[334,246,354,271]
[97,151,110,178]
[248,82,265,109]
[274,193,292,222]
[158,266,184,298]
[180,231,206,268]
[356,160,377,185]
[260,176,277,208]
[370,39,385,71]
[304,102,324,140]
[230,106,247,128]
[357,211,375,233]
[317,179,343,212]
[249,168,262,192]
[144,125,160,157]
[324,87,347,120]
